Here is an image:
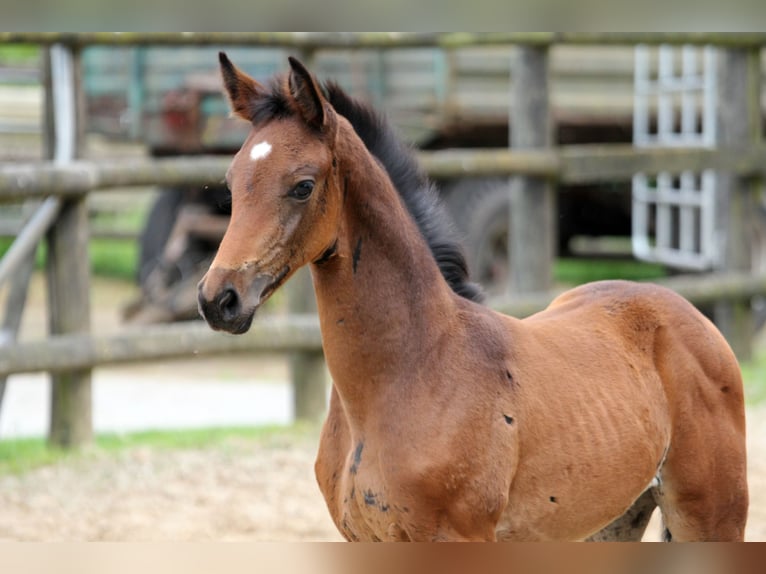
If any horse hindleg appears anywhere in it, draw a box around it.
[650,382,747,541]
[585,489,657,541]
[650,444,748,542]
[645,293,749,541]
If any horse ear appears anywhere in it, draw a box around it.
[287,56,329,131]
[219,52,264,122]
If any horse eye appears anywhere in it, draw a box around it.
[289,180,315,201]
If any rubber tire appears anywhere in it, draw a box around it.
[442,177,513,295]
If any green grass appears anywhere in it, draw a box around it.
[88,238,138,281]
[0,424,316,476]
[554,257,668,286]
[0,44,40,65]
[0,237,138,280]
[0,438,68,475]
[741,348,766,406]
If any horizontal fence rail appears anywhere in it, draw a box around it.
[3,145,766,200]
[0,315,323,377]
[421,145,766,183]
[1,271,764,378]
[0,157,229,200]
[2,32,766,49]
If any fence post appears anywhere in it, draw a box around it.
[508,46,555,294]
[45,44,93,448]
[713,46,763,361]
[286,49,327,423]
[286,268,327,423]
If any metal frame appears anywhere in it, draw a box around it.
[632,44,720,270]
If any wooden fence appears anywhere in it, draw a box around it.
[1,33,765,448]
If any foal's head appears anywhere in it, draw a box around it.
[198,54,343,334]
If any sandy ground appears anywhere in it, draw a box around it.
[0,405,764,542]
[0,431,343,541]
[1,275,765,541]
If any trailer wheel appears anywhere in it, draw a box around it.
[443,177,512,295]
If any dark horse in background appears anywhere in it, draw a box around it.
[198,53,748,541]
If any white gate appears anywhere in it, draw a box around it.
[631,45,719,270]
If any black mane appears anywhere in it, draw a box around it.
[322,82,484,303]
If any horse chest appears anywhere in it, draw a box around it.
[316,371,518,540]
[328,442,414,541]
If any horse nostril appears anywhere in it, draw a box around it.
[217,286,240,320]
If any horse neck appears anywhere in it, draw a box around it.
[310,130,456,419]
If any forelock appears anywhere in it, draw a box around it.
[249,75,295,125]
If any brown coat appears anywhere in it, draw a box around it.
[199,54,748,541]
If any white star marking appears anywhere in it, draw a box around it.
[250,141,272,161]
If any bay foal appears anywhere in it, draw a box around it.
[198,54,748,541]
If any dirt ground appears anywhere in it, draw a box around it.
[1,275,765,541]
[0,406,764,542]
[0,430,343,541]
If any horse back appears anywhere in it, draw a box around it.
[497,280,746,540]
[525,279,745,434]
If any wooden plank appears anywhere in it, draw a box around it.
[558,145,766,183]
[0,316,323,377]
[453,45,636,79]
[509,46,555,294]
[712,47,764,360]
[5,146,766,201]
[46,195,93,448]
[0,157,231,200]
[421,149,560,179]
[2,32,766,49]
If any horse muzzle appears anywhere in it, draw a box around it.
[197,268,274,334]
